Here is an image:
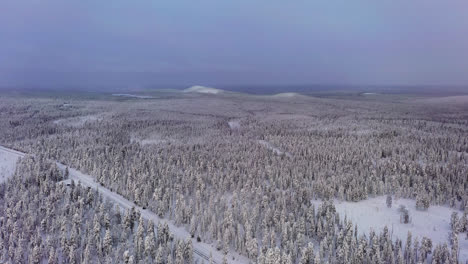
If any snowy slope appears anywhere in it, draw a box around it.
[53,114,101,127]
[0,146,22,183]
[312,196,468,262]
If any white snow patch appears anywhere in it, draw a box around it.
[0,146,22,183]
[112,94,154,99]
[362,92,377,95]
[53,114,101,127]
[228,120,241,129]
[312,196,468,262]
[258,140,292,158]
[131,134,170,145]
[184,85,224,94]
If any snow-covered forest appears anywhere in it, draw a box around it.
[0,154,195,263]
[0,91,467,263]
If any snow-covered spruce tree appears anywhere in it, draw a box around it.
[386,195,392,208]
[416,192,430,211]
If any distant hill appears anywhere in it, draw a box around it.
[272,92,302,98]
[183,85,224,94]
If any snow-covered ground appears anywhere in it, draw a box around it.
[0,146,22,183]
[258,140,292,158]
[228,120,241,129]
[53,114,101,127]
[112,94,154,99]
[312,196,468,262]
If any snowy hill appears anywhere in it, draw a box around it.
[183,85,224,94]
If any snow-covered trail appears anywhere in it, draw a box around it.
[258,140,292,158]
[0,145,25,157]
[0,145,249,264]
[0,146,23,183]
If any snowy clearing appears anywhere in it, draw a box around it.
[53,114,101,127]
[130,134,170,145]
[258,140,292,158]
[0,146,22,183]
[349,128,375,135]
[228,120,241,129]
[312,196,468,262]
[112,93,154,99]
[184,85,224,94]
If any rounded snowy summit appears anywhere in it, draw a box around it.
[184,85,224,94]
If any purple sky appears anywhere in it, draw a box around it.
[1,0,468,87]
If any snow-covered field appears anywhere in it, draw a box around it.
[53,114,101,127]
[0,146,22,183]
[130,134,169,145]
[228,120,241,129]
[313,196,468,262]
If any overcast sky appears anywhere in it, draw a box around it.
[1,0,468,87]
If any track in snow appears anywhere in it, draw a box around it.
[0,146,23,183]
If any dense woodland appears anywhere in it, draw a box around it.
[0,155,195,264]
[0,93,467,263]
